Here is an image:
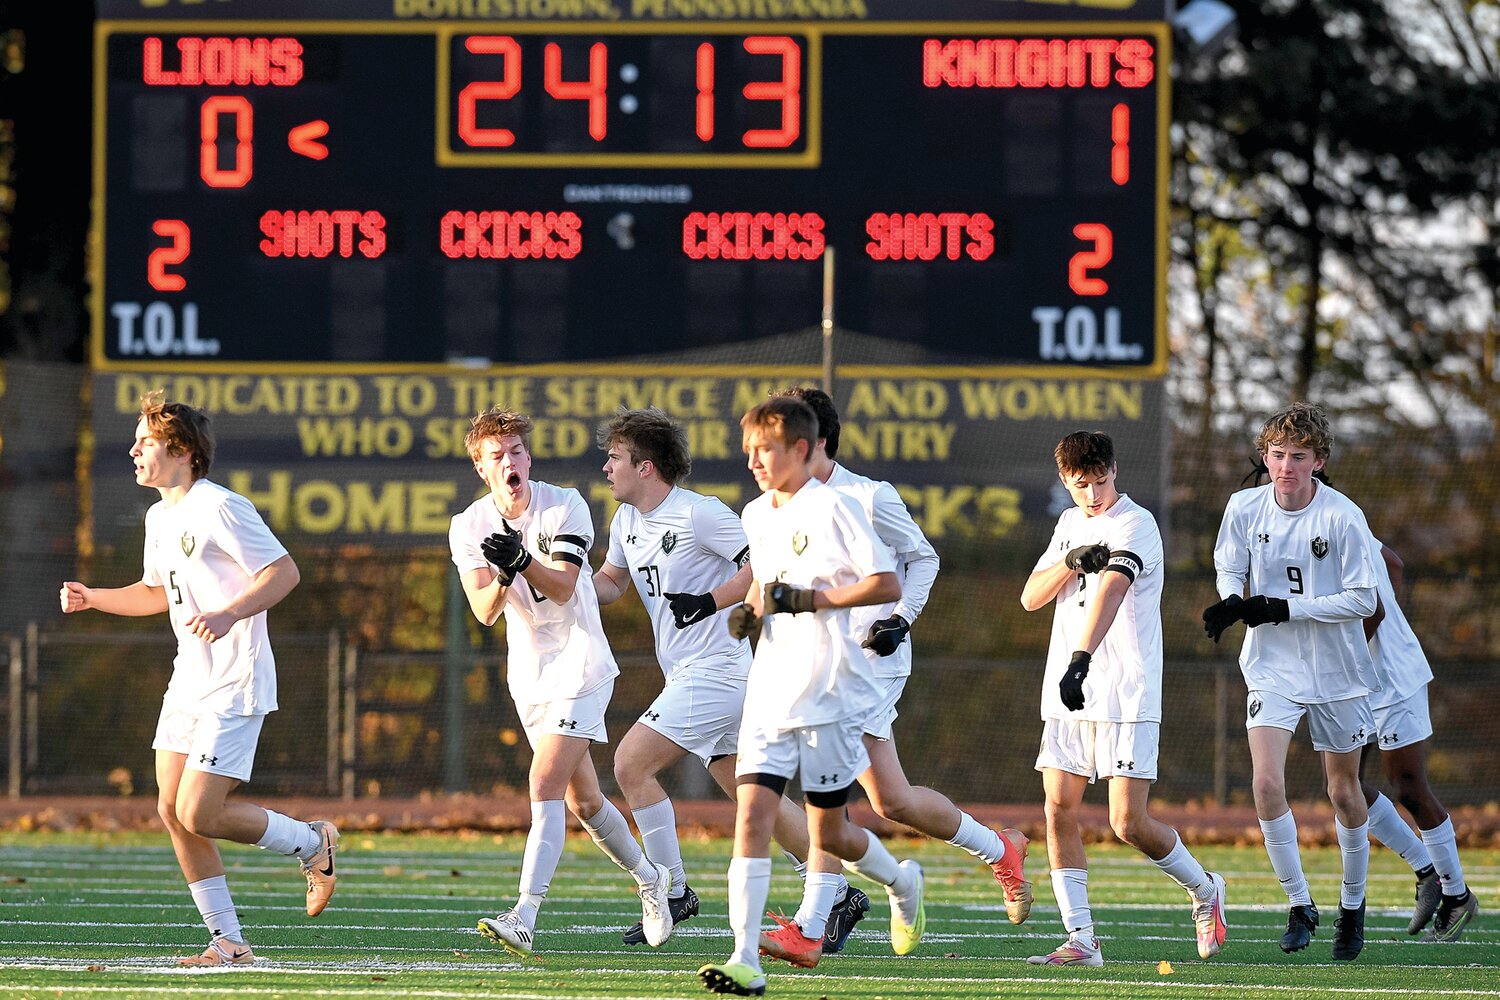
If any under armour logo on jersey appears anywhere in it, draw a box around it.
[626,534,638,544]
[198,754,218,765]
[558,718,578,730]
[817,773,838,785]
[1257,533,1270,543]
[1311,536,1329,559]
[643,711,660,722]
[1116,760,1135,770]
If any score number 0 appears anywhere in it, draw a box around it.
[457,35,802,149]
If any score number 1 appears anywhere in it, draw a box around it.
[457,35,802,150]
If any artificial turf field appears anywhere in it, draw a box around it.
[0,830,1494,999]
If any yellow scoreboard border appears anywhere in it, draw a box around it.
[91,19,1171,380]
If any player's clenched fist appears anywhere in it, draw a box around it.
[763,582,816,615]
[726,603,761,640]
[1064,544,1111,574]
[59,581,93,613]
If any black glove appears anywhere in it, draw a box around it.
[1060,650,1091,712]
[861,614,910,657]
[481,527,533,575]
[664,591,717,629]
[1201,594,1244,643]
[726,603,762,640]
[1064,544,1111,574]
[1240,595,1290,628]
[764,582,816,615]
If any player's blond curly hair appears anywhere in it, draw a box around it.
[465,408,533,461]
[1255,402,1333,459]
[140,390,214,480]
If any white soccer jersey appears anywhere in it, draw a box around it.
[740,478,896,730]
[1213,482,1379,703]
[1366,534,1433,710]
[604,486,753,681]
[827,463,939,681]
[1033,493,1164,723]
[142,478,288,716]
[449,480,619,707]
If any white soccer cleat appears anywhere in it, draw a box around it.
[887,859,926,956]
[1192,872,1228,958]
[478,909,534,958]
[639,861,675,947]
[300,819,340,916]
[1027,933,1103,966]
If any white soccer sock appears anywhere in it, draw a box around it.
[516,799,567,929]
[1420,817,1468,896]
[254,809,321,859]
[1259,810,1312,907]
[727,856,771,970]
[1365,793,1432,873]
[188,874,244,943]
[843,829,901,888]
[633,797,688,896]
[946,812,1005,866]
[1335,818,1370,909]
[793,872,843,940]
[1151,832,1213,901]
[580,799,654,886]
[1050,867,1094,939]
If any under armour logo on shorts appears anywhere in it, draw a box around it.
[643,711,660,721]
[198,754,218,765]
[559,718,579,730]
[1116,760,1134,770]
[817,773,838,785]
[1381,732,1399,745]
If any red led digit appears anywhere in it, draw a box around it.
[148,220,190,291]
[458,35,521,148]
[695,43,715,141]
[1070,223,1113,295]
[741,36,800,149]
[1111,103,1130,186]
[199,95,252,188]
[544,42,608,141]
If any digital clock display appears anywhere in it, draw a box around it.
[94,5,1169,373]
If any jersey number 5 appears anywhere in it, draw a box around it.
[168,570,184,606]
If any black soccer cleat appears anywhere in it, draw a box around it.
[1331,900,1366,960]
[1408,866,1441,935]
[1279,902,1319,953]
[822,886,871,954]
[624,883,700,945]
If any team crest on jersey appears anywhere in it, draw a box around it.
[661,531,678,554]
[537,533,551,555]
[1310,536,1329,559]
[180,533,196,557]
[791,531,809,555]
[1248,696,1262,718]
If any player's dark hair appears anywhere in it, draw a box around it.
[596,406,692,485]
[1054,430,1114,477]
[140,390,214,479]
[1255,402,1333,459]
[775,386,840,459]
[465,408,533,461]
[741,396,817,457]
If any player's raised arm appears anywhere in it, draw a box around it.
[59,579,168,617]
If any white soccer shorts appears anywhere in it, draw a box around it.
[1034,717,1160,782]
[861,675,907,742]
[638,668,745,765]
[1370,684,1433,751]
[519,678,614,748]
[736,716,870,794]
[153,705,266,782]
[1246,689,1375,753]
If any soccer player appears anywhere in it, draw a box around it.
[1357,539,1479,940]
[755,387,1031,971]
[592,407,836,946]
[450,408,672,957]
[1023,430,1226,967]
[58,391,338,966]
[1204,402,1377,961]
[697,396,925,998]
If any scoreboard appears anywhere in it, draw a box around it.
[92,1,1170,373]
